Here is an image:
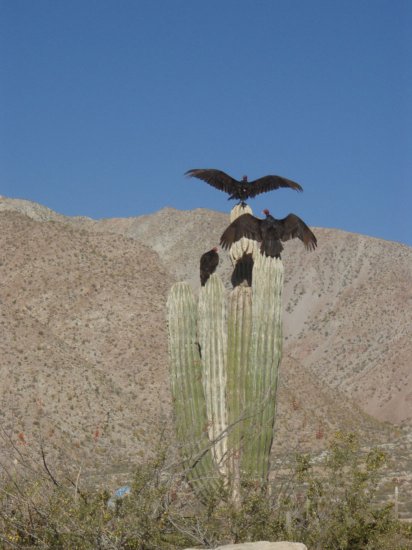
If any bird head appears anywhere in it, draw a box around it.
[212,246,219,252]
[242,175,248,182]
[262,209,270,216]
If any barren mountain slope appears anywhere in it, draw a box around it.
[283,230,412,424]
[88,207,234,289]
[0,211,174,479]
[0,194,91,224]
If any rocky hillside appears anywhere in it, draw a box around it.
[0,207,173,481]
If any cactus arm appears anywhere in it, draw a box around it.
[242,254,284,482]
[254,255,283,478]
[227,286,252,443]
[166,282,221,495]
[198,274,228,477]
[226,285,252,500]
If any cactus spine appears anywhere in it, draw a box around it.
[167,206,283,501]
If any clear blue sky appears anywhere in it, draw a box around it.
[1,1,411,246]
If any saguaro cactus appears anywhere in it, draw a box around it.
[166,206,283,501]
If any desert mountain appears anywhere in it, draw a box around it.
[0,196,411,507]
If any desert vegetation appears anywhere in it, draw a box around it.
[0,432,411,549]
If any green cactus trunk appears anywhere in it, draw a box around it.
[242,254,283,482]
[166,282,221,496]
[198,275,228,476]
[226,285,252,499]
[166,206,283,501]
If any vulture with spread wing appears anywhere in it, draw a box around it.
[186,168,303,205]
[220,209,317,259]
[200,247,219,286]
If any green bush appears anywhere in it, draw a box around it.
[0,433,411,549]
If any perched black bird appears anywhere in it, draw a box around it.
[220,209,317,259]
[200,247,219,286]
[185,168,303,205]
[231,252,254,287]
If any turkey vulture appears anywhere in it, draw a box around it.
[200,247,219,286]
[231,252,254,287]
[220,209,317,258]
[185,168,303,205]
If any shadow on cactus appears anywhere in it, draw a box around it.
[166,205,284,504]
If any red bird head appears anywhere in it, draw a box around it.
[262,208,270,216]
[212,246,218,252]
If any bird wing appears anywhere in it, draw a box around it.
[246,175,303,198]
[185,169,239,195]
[220,213,262,249]
[279,214,317,250]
